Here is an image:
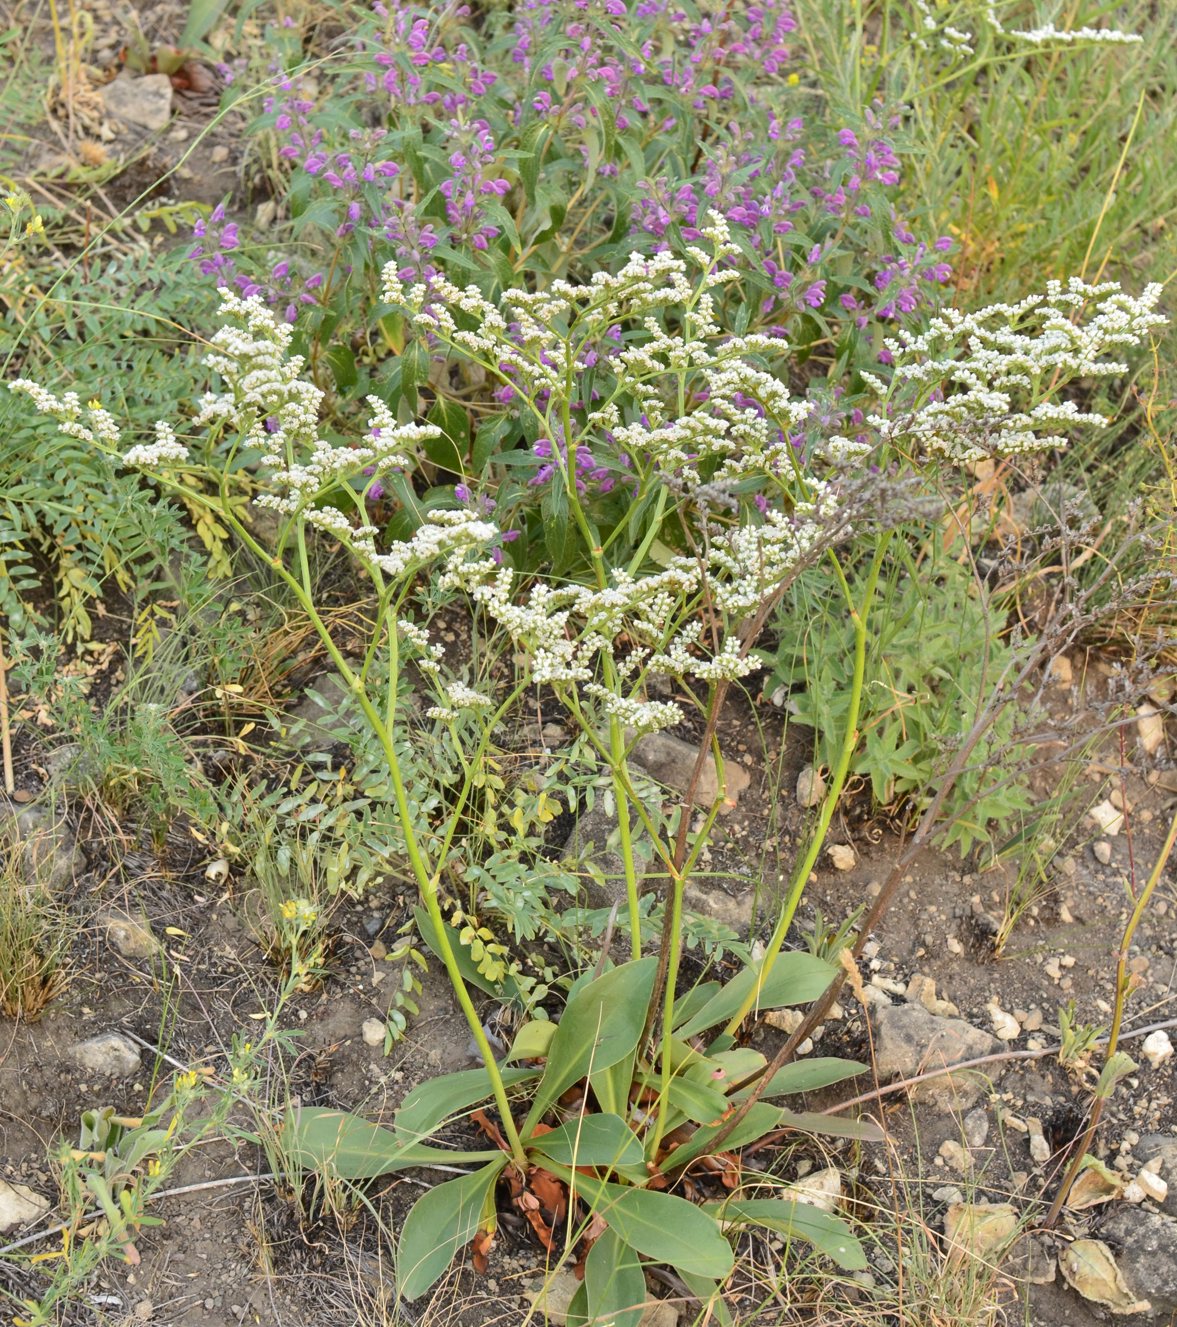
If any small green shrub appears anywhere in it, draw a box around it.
[765,552,1032,857]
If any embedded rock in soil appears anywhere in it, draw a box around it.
[7,804,85,890]
[281,662,370,751]
[0,1180,51,1234]
[640,1304,678,1327]
[71,1032,142,1077]
[630,731,750,809]
[100,72,174,130]
[525,1269,580,1323]
[796,765,826,807]
[560,802,631,908]
[100,909,161,960]
[1100,1207,1177,1315]
[872,1004,998,1113]
[1138,1137,1177,1217]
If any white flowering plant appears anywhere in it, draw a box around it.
[8,190,1167,1307]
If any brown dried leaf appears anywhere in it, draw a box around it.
[1059,1239,1151,1315]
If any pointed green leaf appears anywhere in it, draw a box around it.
[747,1058,867,1098]
[527,1113,644,1169]
[663,1074,729,1126]
[673,953,836,1040]
[506,1020,558,1063]
[397,1160,506,1301]
[282,1107,500,1179]
[776,1109,885,1143]
[565,1177,733,1279]
[661,1103,783,1170]
[524,958,657,1133]
[707,1198,867,1271]
[395,1066,540,1142]
[677,1269,733,1326]
[584,1226,646,1327]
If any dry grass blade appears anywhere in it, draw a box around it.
[0,827,73,1019]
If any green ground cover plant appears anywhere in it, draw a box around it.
[1,0,1174,1322]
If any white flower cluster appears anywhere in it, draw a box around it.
[910,0,1142,54]
[584,682,683,734]
[868,278,1167,463]
[9,381,132,453]
[426,681,494,723]
[385,211,817,499]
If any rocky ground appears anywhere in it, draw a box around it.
[1,640,1175,1327]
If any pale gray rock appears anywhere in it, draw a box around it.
[873,1004,998,1113]
[1101,1206,1177,1315]
[1138,1136,1177,1217]
[10,804,84,890]
[100,909,160,959]
[0,1180,51,1234]
[100,72,174,130]
[631,731,750,808]
[71,1032,141,1077]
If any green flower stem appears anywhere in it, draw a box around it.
[144,465,530,1169]
[721,534,890,1040]
[646,862,686,1161]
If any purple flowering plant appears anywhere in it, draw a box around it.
[185,0,956,532]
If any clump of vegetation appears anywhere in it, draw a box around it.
[0,0,1173,1322]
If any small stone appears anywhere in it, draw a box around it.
[933,1185,965,1205]
[905,974,960,1018]
[1029,1129,1051,1165]
[525,1270,581,1323]
[1048,655,1073,686]
[639,1303,678,1327]
[1137,1170,1169,1205]
[630,731,750,810]
[71,1032,141,1077]
[1142,1031,1174,1070]
[1058,902,1074,924]
[1021,1009,1044,1033]
[946,936,964,956]
[1043,957,1062,981]
[782,1166,842,1213]
[827,843,856,871]
[988,1002,1020,1041]
[100,910,160,959]
[361,1018,385,1048]
[964,1108,990,1149]
[1137,704,1165,757]
[210,144,230,164]
[0,1180,51,1234]
[1092,839,1113,865]
[938,1140,970,1171]
[134,1302,154,1322]
[1088,799,1124,836]
[796,765,826,808]
[100,72,174,130]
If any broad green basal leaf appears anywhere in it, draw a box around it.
[397,1160,506,1302]
[395,1066,540,1142]
[523,958,657,1133]
[562,1176,734,1280]
[707,1197,867,1271]
[527,1113,644,1169]
[284,1107,500,1179]
[583,1226,647,1327]
[673,953,836,1040]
